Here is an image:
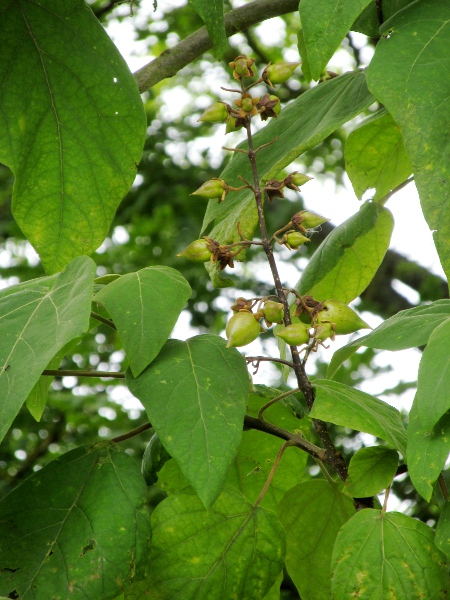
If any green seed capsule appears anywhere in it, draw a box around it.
[316,300,371,335]
[177,239,212,263]
[263,301,285,325]
[226,311,261,348]
[275,323,310,346]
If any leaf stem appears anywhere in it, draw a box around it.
[258,388,300,420]
[438,473,449,501]
[42,369,125,379]
[254,441,292,508]
[90,311,117,330]
[111,422,152,443]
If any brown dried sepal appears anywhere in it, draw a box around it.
[292,295,323,321]
[231,297,254,313]
[257,94,280,121]
[264,178,286,201]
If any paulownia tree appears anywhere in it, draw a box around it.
[0,0,449,598]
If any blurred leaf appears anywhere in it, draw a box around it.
[327,300,450,378]
[299,0,372,81]
[141,432,171,486]
[331,509,449,598]
[201,71,374,286]
[345,109,412,201]
[95,266,191,377]
[0,0,146,272]
[0,256,95,443]
[407,318,450,500]
[0,443,151,600]
[148,487,285,600]
[296,202,393,302]
[189,0,227,58]
[311,380,407,455]
[279,480,355,600]
[344,446,399,497]
[127,335,249,508]
[367,0,450,281]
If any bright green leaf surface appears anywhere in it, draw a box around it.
[0,444,151,600]
[95,266,191,377]
[311,380,407,455]
[297,29,312,82]
[148,488,285,600]
[344,446,399,497]
[345,109,412,201]
[436,502,450,560]
[331,510,449,598]
[226,430,308,509]
[327,300,450,378]
[367,0,450,281]
[0,0,146,273]
[0,256,95,443]
[299,0,372,81]
[407,318,450,499]
[189,0,227,58]
[127,335,249,508]
[279,480,355,600]
[247,385,309,433]
[263,572,282,600]
[201,71,374,286]
[296,202,393,302]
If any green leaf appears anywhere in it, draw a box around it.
[95,266,191,377]
[351,0,415,36]
[189,0,227,58]
[126,334,249,508]
[407,318,450,500]
[327,300,450,378]
[226,430,308,510]
[344,446,399,497]
[311,380,407,455]
[345,109,412,201]
[0,443,151,600]
[279,480,355,600]
[296,201,394,302]
[436,502,450,560]
[0,256,95,444]
[299,0,372,81]
[201,71,374,286]
[0,0,146,273]
[247,385,309,433]
[331,509,449,598]
[297,29,312,82]
[148,487,285,600]
[367,0,450,281]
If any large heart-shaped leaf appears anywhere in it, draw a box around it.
[95,266,191,377]
[367,0,450,281]
[148,488,285,600]
[0,444,151,600]
[344,446,399,498]
[279,480,355,600]
[126,334,249,508]
[331,510,449,598]
[0,256,95,443]
[201,71,375,286]
[0,0,146,273]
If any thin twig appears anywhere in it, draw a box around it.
[438,473,449,501]
[111,422,152,443]
[258,388,300,420]
[91,311,117,330]
[378,176,414,205]
[42,369,125,379]
[245,356,296,370]
[254,441,292,507]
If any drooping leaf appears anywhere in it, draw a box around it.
[311,380,407,455]
[296,201,394,302]
[331,509,449,598]
[367,0,450,281]
[279,480,355,600]
[0,256,95,443]
[189,0,227,58]
[95,266,191,377]
[351,0,415,37]
[148,488,285,600]
[345,109,412,201]
[0,0,146,273]
[407,318,450,500]
[344,446,399,497]
[327,300,450,378]
[201,71,374,286]
[126,334,249,508]
[0,444,151,600]
[436,501,450,560]
[298,0,372,81]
